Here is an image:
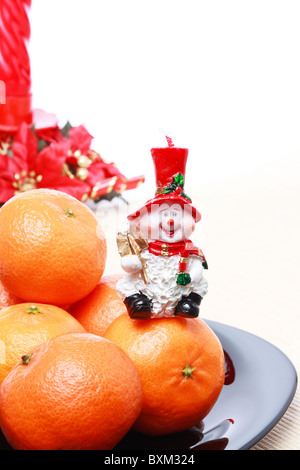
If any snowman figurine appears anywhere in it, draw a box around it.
[116,142,208,319]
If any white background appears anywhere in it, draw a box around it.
[29,0,300,190]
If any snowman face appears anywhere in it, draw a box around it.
[138,203,195,243]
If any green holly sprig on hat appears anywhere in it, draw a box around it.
[162,173,191,200]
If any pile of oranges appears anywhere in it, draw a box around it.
[0,189,225,450]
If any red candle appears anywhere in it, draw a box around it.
[0,0,33,131]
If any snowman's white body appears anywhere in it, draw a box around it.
[116,203,208,317]
[117,249,208,317]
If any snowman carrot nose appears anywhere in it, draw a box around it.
[167,219,174,226]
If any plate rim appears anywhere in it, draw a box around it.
[205,318,298,450]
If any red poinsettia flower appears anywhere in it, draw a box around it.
[0,123,90,203]
[66,124,145,200]
[68,125,93,154]
[32,109,66,144]
[0,114,145,205]
[34,125,65,144]
[31,109,64,144]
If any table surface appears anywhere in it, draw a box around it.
[94,153,300,451]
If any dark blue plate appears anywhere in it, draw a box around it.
[0,320,297,450]
[200,320,297,450]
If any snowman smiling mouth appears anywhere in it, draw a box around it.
[160,224,175,238]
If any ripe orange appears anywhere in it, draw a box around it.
[69,274,127,336]
[105,314,225,435]
[0,302,85,384]
[0,332,143,450]
[0,189,106,306]
[0,279,22,310]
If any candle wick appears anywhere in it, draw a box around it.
[158,128,175,147]
[165,135,174,148]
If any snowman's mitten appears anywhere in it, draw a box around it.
[188,261,203,283]
[121,255,142,273]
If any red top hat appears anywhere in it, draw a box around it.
[151,146,189,190]
[128,140,201,222]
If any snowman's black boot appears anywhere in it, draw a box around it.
[174,293,202,318]
[124,292,153,319]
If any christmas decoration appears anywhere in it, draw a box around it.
[0,0,32,130]
[0,116,144,204]
[0,1,144,204]
[116,136,208,319]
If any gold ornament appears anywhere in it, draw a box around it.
[0,141,10,156]
[77,155,92,168]
[12,171,43,194]
[76,167,89,181]
[87,149,100,162]
[73,150,81,158]
[62,163,75,179]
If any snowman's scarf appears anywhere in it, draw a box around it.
[148,240,208,286]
